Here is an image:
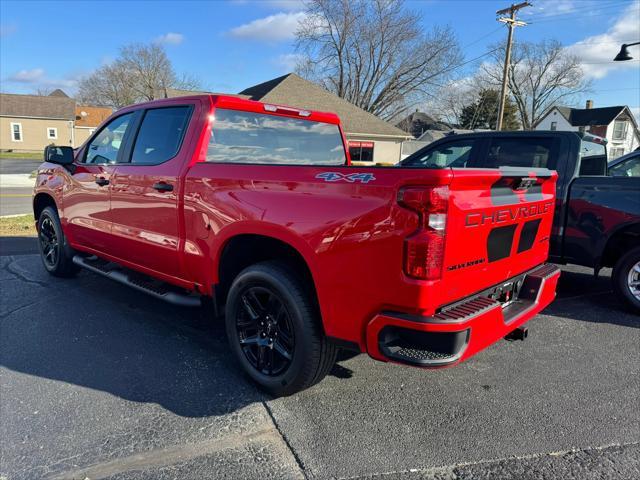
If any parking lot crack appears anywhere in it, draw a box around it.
[4,256,49,288]
[262,400,310,479]
[338,442,640,479]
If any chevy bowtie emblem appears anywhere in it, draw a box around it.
[515,178,537,190]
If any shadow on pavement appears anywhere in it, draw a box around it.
[543,266,639,327]
[1,255,268,418]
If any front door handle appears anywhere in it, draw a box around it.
[152,182,174,192]
[95,177,109,186]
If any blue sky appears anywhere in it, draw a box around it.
[1,0,638,118]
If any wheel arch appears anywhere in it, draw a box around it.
[600,222,640,270]
[216,233,321,319]
[33,193,58,222]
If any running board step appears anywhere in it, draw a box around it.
[72,255,201,307]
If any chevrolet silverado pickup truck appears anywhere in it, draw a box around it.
[34,95,559,395]
[402,131,640,311]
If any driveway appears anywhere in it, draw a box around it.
[1,254,638,479]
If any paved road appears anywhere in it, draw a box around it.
[0,187,33,216]
[1,255,638,479]
[0,158,41,175]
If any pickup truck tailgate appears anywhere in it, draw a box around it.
[440,167,557,304]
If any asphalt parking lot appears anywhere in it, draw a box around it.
[1,246,639,479]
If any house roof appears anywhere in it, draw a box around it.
[239,73,410,138]
[0,92,75,120]
[75,105,113,127]
[545,105,627,127]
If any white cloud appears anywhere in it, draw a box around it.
[566,2,640,79]
[229,12,306,41]
[155,32,184,45]
[631,106,640,123]
[5,68,78,92]
[524,0,575,17]
[9,68,45,83]
[274,53,304,71]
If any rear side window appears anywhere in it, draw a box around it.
[579,139,607,176]
[485,138,556,169]
[207,109,346,165]
[131,106,192,165]
[401,139,477,168]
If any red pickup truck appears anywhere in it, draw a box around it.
[33,95,560,395]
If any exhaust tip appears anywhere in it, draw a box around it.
[505,326,528,341]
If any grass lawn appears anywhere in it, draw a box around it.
[0,214,36,237]
[0,152,41,160]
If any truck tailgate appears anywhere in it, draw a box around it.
[439,167,557,304]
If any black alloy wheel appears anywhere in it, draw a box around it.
[37,206,78,277]
[236,286,295,376]
[225,261,338,396]
[39,216,59,269]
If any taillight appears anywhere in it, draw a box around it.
[397,186,449,280]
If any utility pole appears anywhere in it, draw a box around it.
[496,1,530,131]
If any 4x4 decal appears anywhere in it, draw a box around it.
[316,172,376,183]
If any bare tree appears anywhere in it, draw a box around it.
[77,42,201,108]
[33,87,53,96]
[295,0,462,120]
[480,39,591,130]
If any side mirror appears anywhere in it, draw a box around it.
[44,145,74,165]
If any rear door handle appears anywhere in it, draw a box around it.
[95,177,109,186]
[152,182,174,192]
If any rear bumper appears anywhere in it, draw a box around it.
[366,263,560,367]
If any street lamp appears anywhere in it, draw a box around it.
[614,42,640,61]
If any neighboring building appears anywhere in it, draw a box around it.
[239,73,411,164]
[396,110,452,138]
[74,105,112,146]
[535,100,640,159]
[0,90,75,152]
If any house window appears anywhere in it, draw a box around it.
[10,123,22,142]
[610,147,625,159]
[612,120,627,140]
[550,121,557,131]
[348,141,374,162]
[47,127,58,139]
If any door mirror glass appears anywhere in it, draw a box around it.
[44,145,74,165]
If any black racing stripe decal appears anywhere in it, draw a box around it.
[517,219,541,253]
[487,224,517,262]
[490,177,519,206]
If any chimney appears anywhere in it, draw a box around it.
[586,99,593,109]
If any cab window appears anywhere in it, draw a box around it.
[401,139,476,168]
[84,113,134,164]
[484,137,557,169]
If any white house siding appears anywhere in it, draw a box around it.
[534,109,577,132]
[605,119,639,159]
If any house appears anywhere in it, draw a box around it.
[534,100,640,159]
[74,105,112,145]
[396,110,452,138]
[0,89,75,152]
[239,73,412,164]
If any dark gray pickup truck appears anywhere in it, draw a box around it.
[402,131,640,311]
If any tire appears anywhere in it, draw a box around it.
[612,246,640,312]
[37,206,79,277]
[225,261,338,396]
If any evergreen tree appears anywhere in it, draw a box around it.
[459,89,519,130]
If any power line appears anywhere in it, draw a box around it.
[529,4,638,25]
[525,0,633,22]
